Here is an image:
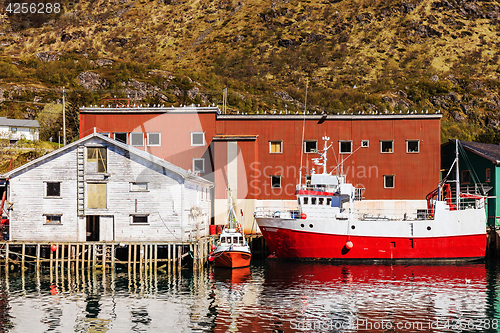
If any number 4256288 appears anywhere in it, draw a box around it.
[5,3,61,14]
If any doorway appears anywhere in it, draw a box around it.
[86,216,100,241]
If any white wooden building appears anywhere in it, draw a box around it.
[0,117,39,141]
[2,132,213,242]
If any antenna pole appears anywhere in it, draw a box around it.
[62,87,66,146]
[298,79,308,187]
[455,139,460,208]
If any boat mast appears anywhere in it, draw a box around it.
[298,79,308,188]
[322,136,329,174]
[455,139,460,208]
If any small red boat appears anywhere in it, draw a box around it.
[211,191,252,268]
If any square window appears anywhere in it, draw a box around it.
[486,168,491,182]
[10,128,17,133]
[130,182,148,191]
[193,158,205,173]
[339,141,352,154]
[269,141,282,153]
[361,140,369,147]
[87,147,107,173]
[384,175,395,188]
[462,170,471,183]
[304,141,317,153]
[191,132,205,146]
[46,182,60,197]
[406,140,419,153]
[131,215,148,223]
[381,140,394,153]
[271,175,281,188]
[147,133,161,146]
[303,197,309,204]
[130,133,144,146]
[44,215,62,224]
[87,183,107,209]
[114,133,127,144]
[311,197,317,205]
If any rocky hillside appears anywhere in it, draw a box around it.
[1,0,500,143]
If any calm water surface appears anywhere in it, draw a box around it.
[0,260,499,332]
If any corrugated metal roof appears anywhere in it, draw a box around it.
[455,139,500,164]
[0,117,39,128]
[2,132,213,186]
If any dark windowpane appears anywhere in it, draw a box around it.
[305,141,317,153]
[384,175,394,188]
[340,141,352,153]
[271,175,281,188]
[381,141,393,153]
[133,215,148,223]
[462,170,471,183]
[115,133,127,143]
[45,215,61,224]
[47,182,60,197]
[407,140,419,153]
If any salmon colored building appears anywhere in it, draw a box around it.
[80,106,442,232]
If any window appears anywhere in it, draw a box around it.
[271,175,281,188]
[462,170,471,184]
[406,140,419,153]
[87,183,107,209]
[131,214,149,224]
[130,133,144,146]
[319,198,324,205]
[130,182,148,191]
[303,197,309,204]
[269,141,282,153]
[44,214,62,224]
[46,182,61,197]
[193,158,205,173]
[304,141,317,153]
[311,197,317,205]
[87,147,107,173]
[114,133,127,144]
[384,175,395,188]
[381,140,394,153]
[191,132,205,146]
[326,198,332,206]
[361,140,369,147]
[339,141,352,154]
[10,127,17,133]
[147,133,161,146]
[101,133,110,137]
[486,168,491,182]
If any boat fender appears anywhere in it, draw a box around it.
[346,240,353,249]
[208,256,214,262]
[300,213,307,219]
[211,244,216,250]
[51,244,57,252]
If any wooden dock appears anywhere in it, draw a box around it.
[0,235,269,273]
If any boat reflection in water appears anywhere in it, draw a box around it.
[0,261,495,332]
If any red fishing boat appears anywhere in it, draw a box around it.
[211,191,251,268]
[255,138,487,260]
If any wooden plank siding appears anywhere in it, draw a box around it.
[5,134,212,242]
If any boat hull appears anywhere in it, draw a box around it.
[259,227,486,260]
[214,250,252,268]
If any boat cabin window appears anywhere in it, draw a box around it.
[303,197,309,204]
[327,198,332,206]
[319,198,324,205]
[311,197,317,205]
[221,237,226,243]
[239,237,244,244]
[298,198,301,205]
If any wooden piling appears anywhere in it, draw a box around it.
[21,243,25,271]
[128,243,131,272]
[102,243,107,270]
[36,243,40,269]
[92,244,97,270]
[5,243,8,274]
[177,245,182,271]
[111,243,115,270]
[154,244,158,272]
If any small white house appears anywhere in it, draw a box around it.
[0,117,39,141]
[2,132,213,242]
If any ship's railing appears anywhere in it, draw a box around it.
[353,208,435,221]
[254,207,302,219]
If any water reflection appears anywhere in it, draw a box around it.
[0,261,498,332]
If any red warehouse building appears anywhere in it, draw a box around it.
[80,106,442,232]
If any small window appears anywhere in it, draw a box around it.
[269,141,282,153]
[10,127,17,133]
[191,132,205,146]
[193,158,205,173]
[381,140,394,153]
[130,133,144,146]
[304,141,317,153]
[319,198,324,205]
[339,141,352,154]
[87,147,107,173]
[46,182,61,197]
[303,197,309,204]
[130,182,148,191]
[44,215,62,224]
[486,168,491,182]
[361,140,369,147]
[131,214,148,224]
[147,133,161,146]
[384,175,395,188]
[311,197,317,205]
[114,133,127,144]
[271,175,281,188]
[406,140,419,153]
[101,133,110,137]
[462,170,471,184]
[326,198,332,206]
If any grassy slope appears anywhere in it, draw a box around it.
[0,0,500,142]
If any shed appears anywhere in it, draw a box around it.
[2,132,213,242]
[0,117,40,142]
